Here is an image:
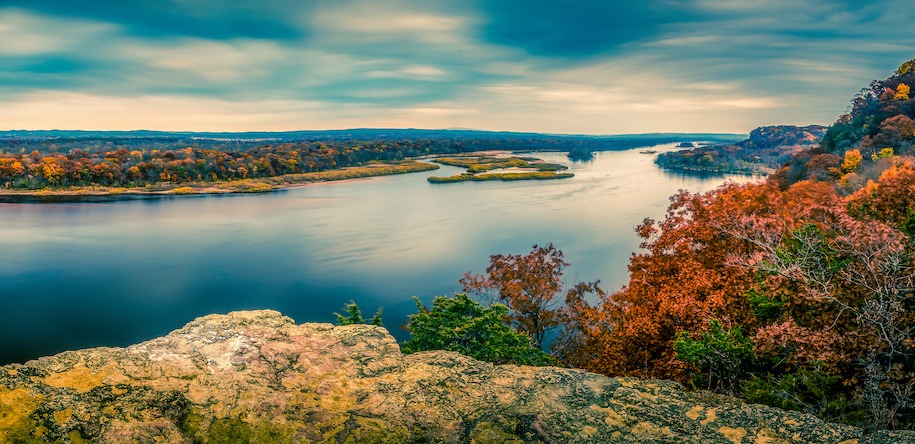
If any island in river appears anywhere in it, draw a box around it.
[427,155,574,183]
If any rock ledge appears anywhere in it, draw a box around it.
[0,310,911,443]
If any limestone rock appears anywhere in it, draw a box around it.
[0,310,912,443]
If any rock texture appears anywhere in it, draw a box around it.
[0,310,912,443]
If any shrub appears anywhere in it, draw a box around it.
[674,319,755,395]
[401,294,555,366]
[334,301,383,327]
[743,368,864,425]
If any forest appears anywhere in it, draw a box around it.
[0,131,739,191]
[0,142,443,189]
[351,60,915,431]
[655,125,827,175]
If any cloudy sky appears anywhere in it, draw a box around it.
[1,1,913,134]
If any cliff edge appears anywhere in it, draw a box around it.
[0,310,911,443]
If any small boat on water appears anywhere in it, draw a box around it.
[639,150,658,154]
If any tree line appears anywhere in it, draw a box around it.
[0,141,457,189]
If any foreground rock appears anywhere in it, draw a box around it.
[0,311,911,443]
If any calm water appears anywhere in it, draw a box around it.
[0,146,756,364]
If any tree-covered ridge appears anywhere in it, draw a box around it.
[741,125,827,150]
[551,61,915,430]
[0,130,744,161]
[655,125,827,175]
[772,59,915,189]
[560,174,914,429]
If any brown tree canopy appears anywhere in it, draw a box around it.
[461,243,603,350]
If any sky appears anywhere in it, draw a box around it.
[1,0,914,134]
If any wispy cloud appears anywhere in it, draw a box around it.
[0,1,914,133]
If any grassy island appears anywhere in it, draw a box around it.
[427,155,573,183]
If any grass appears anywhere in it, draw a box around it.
[433,155,567,173]
[255,160,438,186]
[428,155,573,183]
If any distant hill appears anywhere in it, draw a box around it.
[0,128,744,144]
[655,125,827,175]
[0,128,743,158]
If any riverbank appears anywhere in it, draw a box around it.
[0,160,439,201]
[655,164,772,176]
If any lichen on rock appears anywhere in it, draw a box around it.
[0,310,912,443]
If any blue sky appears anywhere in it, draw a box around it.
[1,0,913,134]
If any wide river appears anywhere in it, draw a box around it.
[0,146,756,364]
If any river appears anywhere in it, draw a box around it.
[0,146,757,364]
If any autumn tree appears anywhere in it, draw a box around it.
[724,192,915,429]
[847,160,915,231]
[894,83,911,101]
[554,58,915,429]
[460,243,602,349]
[563,184,768,381]
[553,174,914,428]
[550,280,609,368]
[841,149,862,173]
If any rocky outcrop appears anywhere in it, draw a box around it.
[0,310,911,443]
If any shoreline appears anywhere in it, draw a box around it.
[656,164,772,177]
[0,160,439,202]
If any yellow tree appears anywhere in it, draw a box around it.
[894,83,910,100]
[841,149,862,173]
[41,160,65,185]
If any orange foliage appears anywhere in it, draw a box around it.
[565,177,913,400]
[847,159,915,229]
[570,183,781,380]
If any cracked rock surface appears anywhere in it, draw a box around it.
[1,310,912,443]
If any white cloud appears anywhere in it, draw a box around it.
[311,1,474,45]
[0,91,326,131]
[365,65,448,80]
[0,8,115,55]
[125,39,284,82]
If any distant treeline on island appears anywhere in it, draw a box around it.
[0,130,742,190]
